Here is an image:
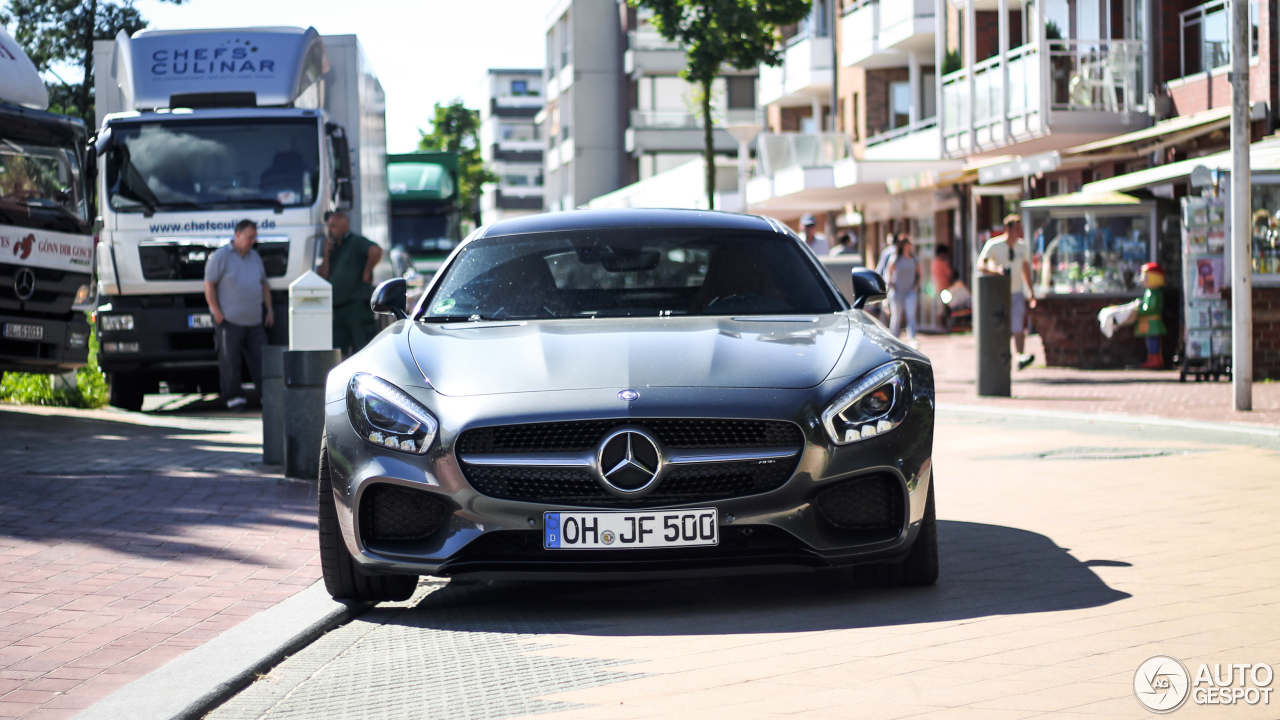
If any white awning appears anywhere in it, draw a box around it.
[1081,138,1280,194]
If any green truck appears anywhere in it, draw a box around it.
[387,152,461,278]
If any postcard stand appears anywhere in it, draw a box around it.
[1179,194,1232,381]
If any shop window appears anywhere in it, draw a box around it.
[1250,181,1280,277]
[1025,204,1155,295]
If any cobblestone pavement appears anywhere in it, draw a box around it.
[210,410,1280,720]
[0,403,320,719]
[919,333,1280,427]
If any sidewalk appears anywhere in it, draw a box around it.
[0,405,320,719]
[917,333,1280,427]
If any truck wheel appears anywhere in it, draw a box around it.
[318,438,418,602]
[108,374,145,412]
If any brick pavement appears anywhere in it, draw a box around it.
[209,411,1280,719]
[0,404,320,719]
[917,333,1280,427]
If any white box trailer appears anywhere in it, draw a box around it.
[0,26,96,379]
[91,27,388,410]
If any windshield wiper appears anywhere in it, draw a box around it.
[424,314,494,323]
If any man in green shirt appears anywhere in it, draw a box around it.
[317,211,383,357]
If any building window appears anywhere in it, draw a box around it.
[727,77,756,109]
[1180,0,1258,77]
[512,80,528,96]
[889,81,910,130]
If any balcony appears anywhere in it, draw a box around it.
[877,0,934,53]
[746,132,852,217]
[625,31,686,75]
[758,34,833,107]
[587,158,744,212]
[941,39,1150,157]
[864,118,943,161]
[626,110,762,154]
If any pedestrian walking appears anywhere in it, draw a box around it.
[800,214,830,255]
[829,232,857,256]
[203,219,274,411]
[978,213,1037,369]
[887,235,920,345]
[318,211,383,357]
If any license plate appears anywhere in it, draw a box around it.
[2,323,43,341]
[188,313,214,329]
[544,508,718,549]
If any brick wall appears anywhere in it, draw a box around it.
[1034,296,1149,368]
[1252,286,1280,379]
[866,68,910,137]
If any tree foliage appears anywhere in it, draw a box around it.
[0,0,184,122]
[629,0,813,208]
[417,100,497,229]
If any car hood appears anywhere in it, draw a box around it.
[407,315,853,396]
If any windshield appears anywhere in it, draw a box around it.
[106,119,320,213]
[0,138,88,233]
[420,229,844,321]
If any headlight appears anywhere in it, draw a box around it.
[821,361,911,445]
[100,314,134,332]
[346,373,438,455]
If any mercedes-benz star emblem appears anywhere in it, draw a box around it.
[14,268,36,301]
[596,428,662,495]
[618,389,639,401]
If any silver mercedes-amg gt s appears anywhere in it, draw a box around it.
[319,209,936,601]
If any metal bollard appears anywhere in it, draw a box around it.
[975,273,1012,397]
[283,349,341,479]
[261,346,286,465]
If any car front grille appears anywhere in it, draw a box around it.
[359,483,451,542]
[456,418,804,507]
[813,474,903,533]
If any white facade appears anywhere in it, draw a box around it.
[479,69,546,225]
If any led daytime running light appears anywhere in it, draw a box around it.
[821,361,910,445]
[347,373,438,455]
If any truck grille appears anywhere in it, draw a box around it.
[457,419,804,507]
[0,262,83,320]
[139,241,289,281]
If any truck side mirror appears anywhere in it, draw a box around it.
[371,277,408,320]
[850,268,888,309]
[337,177,353,208]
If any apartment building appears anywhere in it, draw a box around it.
[747,0,1280,374]
[479,69,546,225]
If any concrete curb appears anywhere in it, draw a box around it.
[73,581,372,720]
[940,402,1280,438]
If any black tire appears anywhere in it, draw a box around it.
[848,480,938,588]
[318,439,418,602]
[108,374,145,412]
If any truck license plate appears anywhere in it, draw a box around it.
[544,509,718,549]
[2,323,43,341]
[188,313,214,329]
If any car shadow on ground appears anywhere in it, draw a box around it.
[391,520,1130,636]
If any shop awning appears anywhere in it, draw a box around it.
[1081,137,1280,194]
[1064,106,1234,155]
[1022,190,1144,208]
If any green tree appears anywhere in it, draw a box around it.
[417,100,497,229]
[629,0,812,209]
[1,0,187,123]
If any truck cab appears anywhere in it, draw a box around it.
[0,27,95,379]
[92,27,387,410]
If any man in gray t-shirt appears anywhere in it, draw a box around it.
[203,220,274,410]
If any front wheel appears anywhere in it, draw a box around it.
[845,480,938,588]
[318,439,418,602]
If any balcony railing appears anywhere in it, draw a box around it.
[878,0,933,48]
[630,109,765,129]
[942,38,1146,142]
[757,132,851,175]
[629,30,681,51]
[866,117,938,148]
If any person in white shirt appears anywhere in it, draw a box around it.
[978,213,1037,370]
[800,214,830,255]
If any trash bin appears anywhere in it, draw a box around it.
[261,346,285,465]
[288,270,332,352]
[283,349,341,479]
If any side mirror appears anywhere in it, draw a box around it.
[850,268,888,309]
[371,277,408,320]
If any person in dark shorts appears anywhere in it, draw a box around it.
[318,211,383,357]
[203,219,274,410]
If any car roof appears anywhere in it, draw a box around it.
[478,208,785,238]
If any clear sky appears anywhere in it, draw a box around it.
[8,0,558,152]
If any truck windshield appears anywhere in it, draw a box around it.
[106,119,320,213]
[0,139,88,233]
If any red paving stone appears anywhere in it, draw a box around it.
[0,465,320,719]
[917,332,1280,427]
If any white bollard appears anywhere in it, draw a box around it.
[288,271,333,351]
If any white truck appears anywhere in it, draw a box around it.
[0,26,96,382]
[92,26,388,410]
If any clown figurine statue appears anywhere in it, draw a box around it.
[1136,262,1167,369]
